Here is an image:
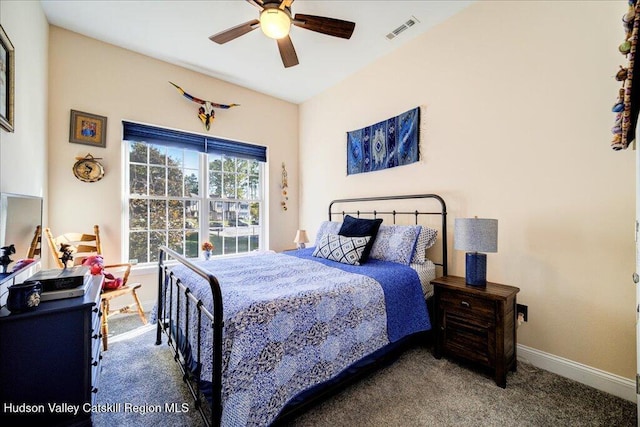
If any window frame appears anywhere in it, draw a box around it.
[123,138,266,266]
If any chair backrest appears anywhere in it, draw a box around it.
[27,225,42,258]
[45,225,102,268]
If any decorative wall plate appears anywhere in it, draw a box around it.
[73,154,104,183]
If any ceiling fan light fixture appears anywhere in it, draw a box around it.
[260,8,291,39]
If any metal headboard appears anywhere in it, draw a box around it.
[328,193,447,276]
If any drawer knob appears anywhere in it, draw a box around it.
[461,301,471,308]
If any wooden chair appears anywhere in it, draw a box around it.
[27,225,42,258]
[44,225,147,350]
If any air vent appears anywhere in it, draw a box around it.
[386,16,420,40]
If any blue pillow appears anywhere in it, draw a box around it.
[338,215,383,263]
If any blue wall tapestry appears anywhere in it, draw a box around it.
[347,107,420,175]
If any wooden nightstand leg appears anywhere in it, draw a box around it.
[496,370,507,388]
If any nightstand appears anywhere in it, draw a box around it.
[432,275,520,388]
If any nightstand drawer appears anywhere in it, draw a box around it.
[443,313,492,366]
[440,291,495,323]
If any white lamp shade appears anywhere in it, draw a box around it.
[454,218,498,253]
[294,230,309,244]
[260,8,291,39]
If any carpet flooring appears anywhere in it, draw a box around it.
[94,313,637,426]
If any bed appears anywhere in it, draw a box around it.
[155,193,448,426]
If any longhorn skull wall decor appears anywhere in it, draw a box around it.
[169,82,240,130]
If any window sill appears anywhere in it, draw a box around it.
[130,251,267,275]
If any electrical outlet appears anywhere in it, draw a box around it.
[517,304,528,322]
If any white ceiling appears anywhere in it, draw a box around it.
[40,0,473,104]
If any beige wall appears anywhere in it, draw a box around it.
[0,1,48,198]
[299,1,636,378]
[47,26,299,265]
[47,27,299,307]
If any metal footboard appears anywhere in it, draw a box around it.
[155,246,223,427]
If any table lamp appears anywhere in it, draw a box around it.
[454,217,498,287]
[294,230,309,249]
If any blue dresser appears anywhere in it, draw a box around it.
[0,275,103,426]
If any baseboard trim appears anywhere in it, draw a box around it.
[518,344,636,402]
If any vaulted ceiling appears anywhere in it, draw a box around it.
[41,0,473,104]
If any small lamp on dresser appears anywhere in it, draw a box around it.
[454,217,498,286]
[294,230,309,249]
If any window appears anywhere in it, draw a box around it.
[123,122,266,264]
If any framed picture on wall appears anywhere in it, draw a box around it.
[0,25,15,133]
[69,110,107,148]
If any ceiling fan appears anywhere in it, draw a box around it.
[209,0,356,68]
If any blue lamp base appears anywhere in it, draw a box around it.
[465,252,487,287]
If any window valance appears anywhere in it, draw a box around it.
[122,121,267,162]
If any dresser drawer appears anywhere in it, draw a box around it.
[439,290,496,324]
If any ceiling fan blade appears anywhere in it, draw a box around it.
[277,35,299,68]
[246,0,264,10]
[209,19,260,44]
[293,14,355,39]
[279,0,294,9]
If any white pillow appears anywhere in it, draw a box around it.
[411,226,438,264]
[314,221,342,245]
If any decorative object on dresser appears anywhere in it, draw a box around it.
[454,217,498,287]
[0,244,15,273]
[432,275,519,388]
[293,229,309,249]
[45,225,147,350]
[0,24,15,133]
[6,280,42,312]
[0,274,104,426]
[28,265,91,302]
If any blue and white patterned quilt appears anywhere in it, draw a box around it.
[166,249,430,426]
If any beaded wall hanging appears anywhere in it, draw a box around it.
[612,0,640,150]
[281,162,288,211]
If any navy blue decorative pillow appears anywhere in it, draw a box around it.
[338,215,383,263]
